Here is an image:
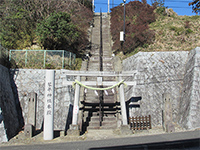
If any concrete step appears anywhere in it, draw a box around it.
[82,13,120,130]
[86,129,116,138]
[85,92,115,98]
[83,101,118,106]
[83,110,118,116]
[83,111,118,123]
[83,103,118,109]
[84,94,99,98]
[90,116,117,122]
[89,119,117,126]
[87,122,117,130]
[85,100,116,104]
[84,108,118,113]
[85,90,114,95]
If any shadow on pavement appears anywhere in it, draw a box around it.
[89,138,200,150]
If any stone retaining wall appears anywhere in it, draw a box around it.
[122,47,200,130]
[1,48,200,143]
[0,65,19,142]
[178,48,200,129]
[10,69,75,130]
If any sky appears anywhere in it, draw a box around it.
[93,0,197,16]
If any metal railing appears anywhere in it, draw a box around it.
[99,11,103,126]
[99,10,103,72]
[9,50,76,69]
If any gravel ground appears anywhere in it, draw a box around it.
[0,125,187,146]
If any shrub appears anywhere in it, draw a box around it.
[156,7,166,15]
[0,0,92,59]
[186,28,193,34]
[191,15,200,20]
[36,12,86,55]
[184,21,191,28]
[0,7,35,49]
[169,26,185,36]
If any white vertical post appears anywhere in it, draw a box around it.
[43,50,46,68]
[72,76,81,125]
[44,70,55,140]
[108,0,110,13]
[120,31,124,41]
[119,75,128,125]
[25,50,28,67]
[92,0,95,13]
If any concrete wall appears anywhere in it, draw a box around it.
[1,48,199,143]
[178,47,200,129]
[0,65,19,142]
[10,69,75,130]
[122,48,200,130]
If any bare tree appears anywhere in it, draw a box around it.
[189,0,200,14]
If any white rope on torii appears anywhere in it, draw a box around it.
[73,79,126,91]
[73,78,127,96]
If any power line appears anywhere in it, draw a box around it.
[94,1,194,11]
[94,1,192,5]
[167,6,192,9]
[95,3,192,8]
[166,0,191,2]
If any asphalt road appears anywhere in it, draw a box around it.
[1,130,200,150]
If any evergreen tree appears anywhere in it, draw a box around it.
[0,0,92,56]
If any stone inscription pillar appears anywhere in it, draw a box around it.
[44,70,55,140]
[162,93,175,133]
[27,92,37,126]
[24,92,37,138]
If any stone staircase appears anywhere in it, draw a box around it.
[81,13,120,132]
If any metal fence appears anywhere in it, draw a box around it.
[129,115,152,130]
[9,50,76,69]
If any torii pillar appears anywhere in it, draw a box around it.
[119,75,131,134]
[119,75,128,125]
[67,76,80,136]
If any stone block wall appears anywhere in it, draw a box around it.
[10,69,75,130]
[122,51,189,127]
[0,65,19,142]
[122,48,200,130]
[0,108,7,143]
[178,47,200,129]
[1,48,200,143]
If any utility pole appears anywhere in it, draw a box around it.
[108,0,110,13]
[120,0,126,42]
[123,0,126,41]
[92,0,94,13]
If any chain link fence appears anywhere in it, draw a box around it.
[9,50,76,69]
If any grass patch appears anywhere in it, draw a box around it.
[169,26,185,36]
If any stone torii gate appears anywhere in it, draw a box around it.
[64,71,137,135]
